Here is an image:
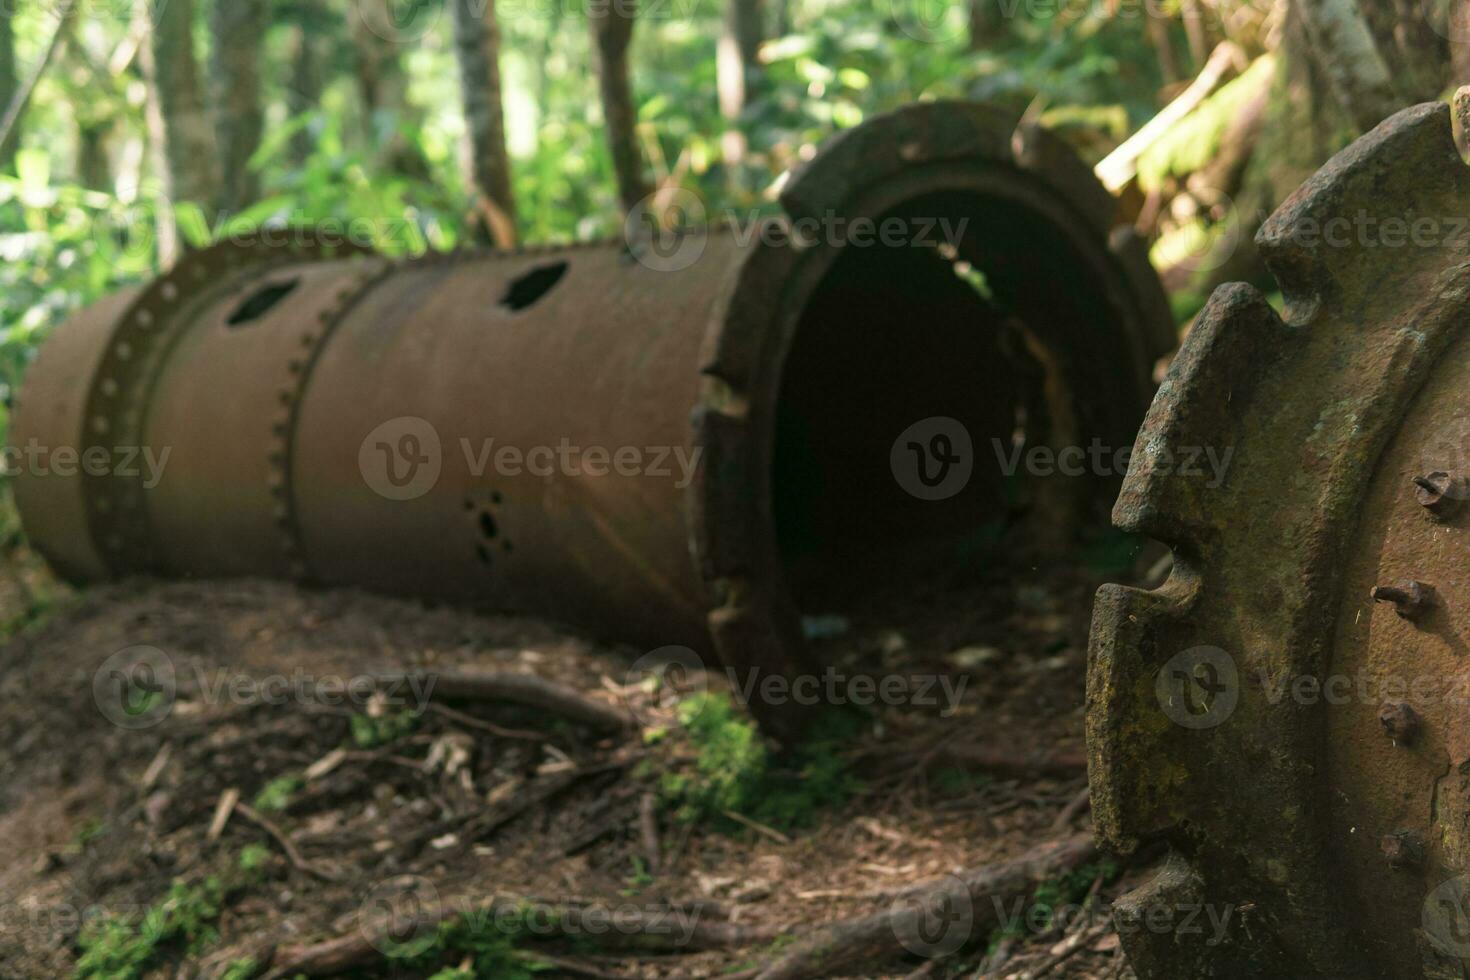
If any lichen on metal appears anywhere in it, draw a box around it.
[1088,101,1470,978]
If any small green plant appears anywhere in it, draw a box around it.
[621,856,654,896]
[387,907,551,979]
[72,840,277,980]
[251,773,302,813]
[219,957,257,980]
[74,877,225,979]
[658,693,861,832]
[351,708,421,748]
[237,843,272,875]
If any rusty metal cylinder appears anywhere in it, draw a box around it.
[12,101,1170,733]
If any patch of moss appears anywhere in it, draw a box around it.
[251,773,302,813]
[659,692,862,833]
[350,708,420,748]
[73,844,273,979]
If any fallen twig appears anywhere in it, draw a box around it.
[263,894,784,977]
[236,801,339,882]
[751,834,1097,980]
[380,669,636,731]
[1049,785,1092,833]
[639,791,661,875]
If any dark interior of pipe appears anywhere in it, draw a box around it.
[771,190,1139,608]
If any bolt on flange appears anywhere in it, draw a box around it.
[1413,471,1466,519]
[1378,701,1420,745]
[1370,581,1436,621]
[1381,830,1425,870]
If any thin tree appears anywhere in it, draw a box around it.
[0,5,16,172]
[287,0,327,167]
[351,0,428,177]
[136,0,179,266]
[717,0,763,166]
[0,1,78,168]
[149,0,219,210]
[451,0,518,246]
[211,0,268,211]
[590,0,649,212]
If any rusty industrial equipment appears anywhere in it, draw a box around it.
[1088,100,1470,978]
[14,101,1170,736]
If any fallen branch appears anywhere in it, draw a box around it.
[1095,41,1246,191]
[264,894,784,977]
[751,834,1097,980]
[1050,786,1092,833]
[380,669,635,731]
[236,801,339,882]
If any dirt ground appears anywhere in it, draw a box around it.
[0,531,1168,979]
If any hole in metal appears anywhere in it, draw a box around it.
[500,262,568,311]
[227,279,301,327]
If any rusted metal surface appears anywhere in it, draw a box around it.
[14,101,1170,738]
[1088,101,1470,978]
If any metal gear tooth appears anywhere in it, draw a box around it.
[1085,580,1195,853]
[1111,282,1287,553]
[1089,99,1470,980]
[1256,102,1460,320]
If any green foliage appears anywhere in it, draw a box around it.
[74,877,226,979]
[72,838,277,979]
[1137,56,1276,192]
[251,773,303,813]
[996,859,1122,941]
[659,692,861,832]
[387,907,551,980]
[350,708,420,748]
[237,843,273,875]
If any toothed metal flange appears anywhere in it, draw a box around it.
[1088,101,1470,978]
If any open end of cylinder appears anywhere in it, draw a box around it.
[770,189,1142,610]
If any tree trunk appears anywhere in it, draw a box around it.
[1146,14,1180,85]
[590,0,649,213]
[0,3,77,169]
[78,121,112,191]
[350,0,429,178]
[717,0,763,165]
[0,8,16,172]
[287,16,325,167]
[136,0,179,266]
[452,0,518,247]
[150,0,218,209]
[968,0,1000,51]
[211,0,267,211]
[1292,0,1401,132]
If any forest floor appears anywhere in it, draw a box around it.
[0,531,1170,980]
